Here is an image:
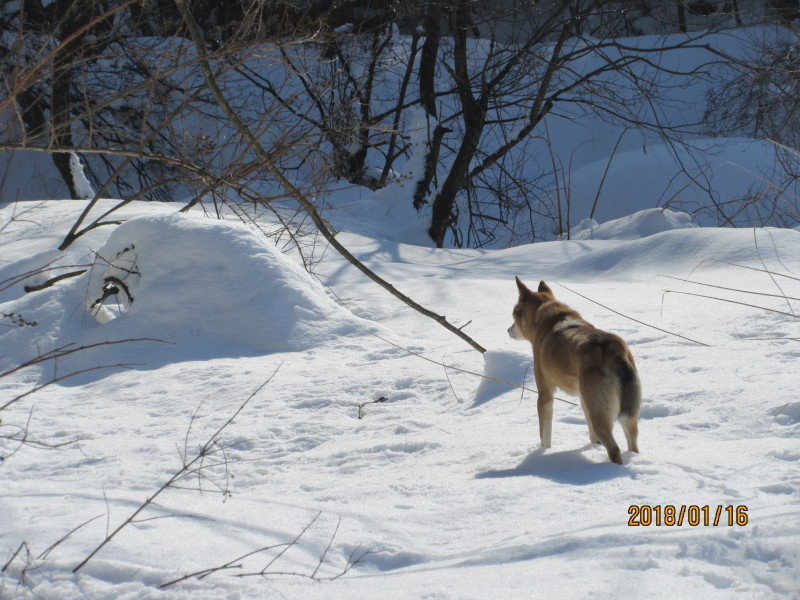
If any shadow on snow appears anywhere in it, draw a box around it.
[475,447,633,485]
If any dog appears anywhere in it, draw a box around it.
[508,278,641,465]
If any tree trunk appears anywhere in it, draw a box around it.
[413,123,449,211]
[419,0,442,118]
[427,0,485,247]
[427,121,483,247]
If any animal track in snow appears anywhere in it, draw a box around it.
[639,403,688,419]
[759,483,796,495]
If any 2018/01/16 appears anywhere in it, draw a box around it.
[628,505,749,527]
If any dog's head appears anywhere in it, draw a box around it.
[507,277,554,341]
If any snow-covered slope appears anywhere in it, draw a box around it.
[1,200,798,599]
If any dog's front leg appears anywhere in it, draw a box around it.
[537,390,554,448]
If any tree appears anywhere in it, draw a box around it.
[2,0,796,251]
[2,1,122,198]
[411,1,727,245]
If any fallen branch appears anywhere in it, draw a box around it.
[38,515,104,561]
[0,515,100,592]
[0,338,169,381]
[23,269,87,293]
[159,539,294,588]
[161,511,368,587]
[1,339,172,412]
[357,396,389,419]
[1,406,82,464]
[0,261,90,295]
[0,541,38,591]
[1,542,31,574]
[2,363,143,412]
[88,276,135,312]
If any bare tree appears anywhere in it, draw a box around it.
[4,1,796,252]
[410,1,740,246]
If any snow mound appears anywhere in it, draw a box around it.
[542,226,798,282]
[567,208,697,240]
[321,181,433,247]
[564,138,783,227]
[472,350,532,407]
[83,212,360,353]
[772,402,800,426]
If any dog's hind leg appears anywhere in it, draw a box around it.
[580,372,623,465]
[591,416,623,465]
[579,397,599,444]
[620,414,639,454]
[618,363,641,454]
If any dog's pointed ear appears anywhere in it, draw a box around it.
[515,276,531,296]
[538,281,553,294]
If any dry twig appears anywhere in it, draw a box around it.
[73,366,281,573]
[357,396,389,419]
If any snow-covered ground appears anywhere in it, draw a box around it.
[1,17,799,599]
[1,197,798,599]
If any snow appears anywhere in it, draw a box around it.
[2,196,799,600]
[68,153,95,200]
[562,138,789,228]
[79,212,368,352]
[320,178,433,248]
[566,207,697,240]
[2,18,800,600]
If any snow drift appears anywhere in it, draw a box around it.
[0,212,367,374]
[567,207,697,240]
[82,212,359,352]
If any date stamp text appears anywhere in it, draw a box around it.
[628,505,748,527]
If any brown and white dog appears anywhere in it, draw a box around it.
[508,278,641,464]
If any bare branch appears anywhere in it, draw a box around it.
[173,0,487,354]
